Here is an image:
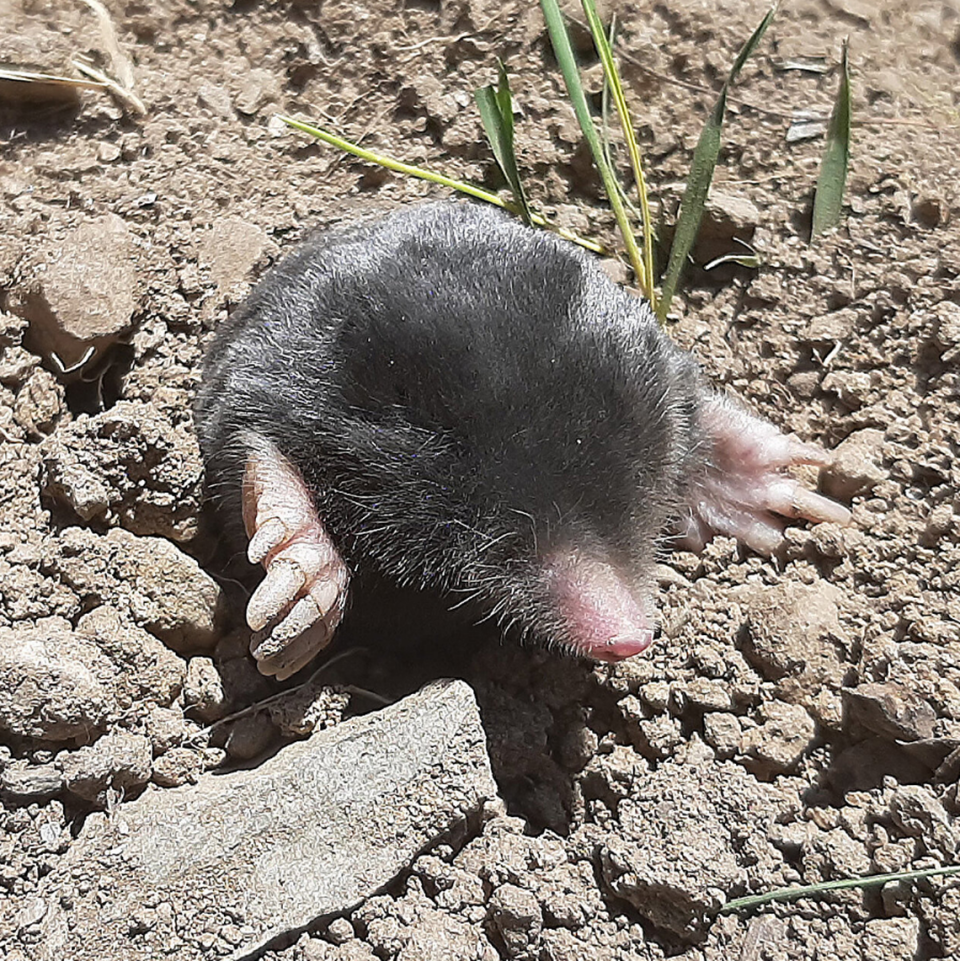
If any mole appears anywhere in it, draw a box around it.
[195,202,850,680]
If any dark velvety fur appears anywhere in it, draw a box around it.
[195,202,709,651]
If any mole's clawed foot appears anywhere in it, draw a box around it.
[679,395,852,555]
[241,435,350,680]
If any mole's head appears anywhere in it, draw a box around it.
[305,240,705,661]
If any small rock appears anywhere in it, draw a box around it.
[745,273,782,305]
[0,312,38,386]
[820,428,887,500]
[183,657,227,723]
[889,784,957,854]
[787,369,821,399]
[234,68,278,115]
[151,747,202,788]
[639,680,670,712]
[741,701,816,774]
[910,195,947,228]
[0,624,117,741]
[637,713,684,759]
[197,81,235,118]
[736,580,847,705]
[143,705,188,754]
[16,896,48,930]
[704,190,761,233]
[224,714,275,761]
[921,503,955,546]
[8,214,138,369]
[802,307,859,342]
[266,678,350,737]
[842,682,936,742]
[13,367,65,435]
[199,217,269,298]
[678,677,734,713]
[96,142,122,163]
[702,713,741,759]
[61,732,153,803]
[823,0,873,25]
[326,917,356,945]
[932,300,960,360]
[583,745,649,804]
[488,883,542,958]
[821,370,876,409]
[0,762,65,802]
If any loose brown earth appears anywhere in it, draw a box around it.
[1,0,959,959]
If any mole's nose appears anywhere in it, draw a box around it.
[543,548,656,663]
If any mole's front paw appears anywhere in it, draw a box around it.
[680,394,852,555]
[241,436,350,680]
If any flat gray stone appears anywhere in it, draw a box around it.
[30,680,496,961]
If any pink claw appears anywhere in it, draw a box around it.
[682,394,852,555]
[241,434,350,680]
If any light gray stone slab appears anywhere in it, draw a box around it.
[29,679,496,961]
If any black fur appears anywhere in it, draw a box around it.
[195,202,708,650]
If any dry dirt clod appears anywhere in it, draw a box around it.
[594,745,782,940]
[735,579,849,727]
[150,746,202,788]
[741,700,817,775]
[182,656,228,723]
[7,213,138,371]
[45,527,222,651]
[41,401,203,542]
[0,761,65,803]
[842,682,937,742]
[59,731,153,804]
[198,216,271,303]
[0,623,117,742]
[820,428,888,501]
[487,882,542,958]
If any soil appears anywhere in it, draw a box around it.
[1,0,959,959]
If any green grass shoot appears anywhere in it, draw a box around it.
[811,39,851,240]
[539,0,646,293]
[277,115,604,255]
[474,59,533,226]
[656,3,777,322]
[720,863,960,914]
[579,0,657,308]
[283,2,845,323]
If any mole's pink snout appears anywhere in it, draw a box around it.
[544,550,654,662]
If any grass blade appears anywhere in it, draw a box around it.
[278,115,605,254]
[580,0,656,308]
[720,863,960,914]
[540,0,645,288]
[599,14,617,177]
[474,59,533,225]
[657,4,777,321]
[811,39,851,240]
